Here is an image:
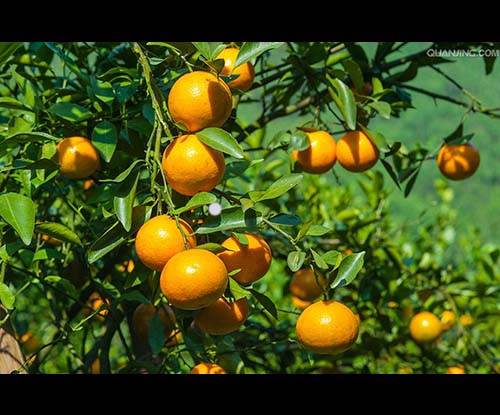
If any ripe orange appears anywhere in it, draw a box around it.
[459,315,474,326]
[289,268,326,301]
[291,296,312,310]
[162,134,226,196]
[194,297,249,335]
[336,131,379,172]
[160,248,228,310]
[216,47,255,92]
[437,142,480,180]
[295,300,359,355]
[131,303,177,341]
[135,215,196,272]
[83,292,110,320]
[440,310,456,331]
[397,367,414,374]
[190,363,226,374]
[89,359,100,374]
[56,136,100,179]
[292,130,337,174]
[217,233,272,285]
[408,311,442,344]
[387,301,398,308]
[20,332,41,355]
[167,71,232,132]
[41,233,62,246]
[116,259,135,273]
[83,179,96,191]
[446,366,465,374]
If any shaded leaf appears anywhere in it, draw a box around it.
[342,59,364,91]
[35,222,83,247]
[113,168,139,232]
[99,160,145,183]
[0,42,21,67]
[322,250,343,268]
[0,193,35,246]
[32,249,66,262]
[310,248,328,270]
[195,207,261,235]
[228,278,251,300]
[48,103,92,122]
[172,192,217,215]
[269,214,301,227]
[327,77,357,130]
[235,42,284,67]
[249,289,278,319]
[195,242,228,254]
[92,121,117,163]
[148,315,165,355]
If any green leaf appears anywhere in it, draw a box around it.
[92,121,117,163]
[172,192,217,215]
[48,103,92,122]
[321,250,343,268]
[310,248,328,270]
[90,77,115,106]
[228,278,251,300]
[368,101,391,119]
[404,168,421,198]
[12,71,37,109]
[11,158,58,172]
[0,132,58,155]
[327,77,357,130]
[0,193,35,246]
[88,205,150,264]
[249,289,278,319]
[341,59,364,92]
[232,232,249,245]
[306,225,331,236]
[148,315,165,354]
[483,55,496,75]
[120,290,149,304]
[35,222,83,247]
[0,282,15,309]
[99,160,145,183]
[113,81,139,103]
[44,275,78,298]
[371,77,384,95]
[269,214,301,227]
[32,249,66,262]
[0,42,21,67]
[296,220,312,242]
[380,159,401,190]
[251,174,303,203]
[45,42,89,83]
[289,130,309,151]
[374,42,396,63]
[287,251,306,272]
[192,42,227,61]
[113,168,139,232]
[359,126,387,150]
[330,252,365,289]
[0,97,33,112]
[235,42,284,67]
[196,128,246,159]
[195,242,228,254]
[195,206,262,235]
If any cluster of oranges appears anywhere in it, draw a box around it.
[47,45,482,374]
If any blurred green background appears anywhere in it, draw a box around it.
[238,42,500,245]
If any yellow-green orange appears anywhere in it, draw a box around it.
[409,311,442,344]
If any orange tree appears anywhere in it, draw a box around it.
[0,41,499,374]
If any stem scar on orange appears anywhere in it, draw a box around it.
[134,215,196,272]
[216,47,255,92]
[292,130,337,174]
[296,300,359,355]
[336,130,379,172]
[167,71,232,132]
[217,233,272,285]
[56,136,100,179]
[437,142,480,180]
[160,249,228,310]
[162,134,225,196]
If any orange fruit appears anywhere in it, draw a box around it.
[131,303,177,341]
[83,179,96,191]
[162,134,226,196]
[336,131,379,172]
[295,300,359,355]
[408,311,442,344]
[216,47,255,92]
[194,297,249,335]
[387,301,398,308]
[135,215,196,272]
[291,296,312,310]
[116,259,135,273]
[217,233,272,285]
[83,292,110,320]
[440,310,456,330]
[160,248,228,310]
[292,130,337,174]
[397,367,414,374]
[190,363,226,374]
[56,136,100,179]
[446,366,465,374]
[20,332,41,355]
[89,359,100,374]
[41,233,62,246]
[437,142,480,180]
[459,315,474,326]
[167,71,232,132]
[342,249,353,255]
[289,268,326,301]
